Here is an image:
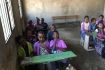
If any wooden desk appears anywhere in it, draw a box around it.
[21,51,77,66]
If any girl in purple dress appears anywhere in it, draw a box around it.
[95,20,105,58]
[34,32,52,70]
[50,31,67,53]
[50,31,68,69]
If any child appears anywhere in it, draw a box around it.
[89,18,96,32]
[89,18,96,46]
[34,32,52,70]
[95,21,105,58]
[80,16,90,40]
[96,15,105,25]
[25,30,37,44]
[26,20,35,31]
[50,31,67,53]
[50,31,68,69]
[34,31,50,55]
[47,24,57,41]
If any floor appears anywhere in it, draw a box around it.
[56,23,105,70]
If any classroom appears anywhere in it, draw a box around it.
[0,0,105,70]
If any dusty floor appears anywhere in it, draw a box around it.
[56,23,105,70]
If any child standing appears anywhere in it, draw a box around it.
[95,20,105,58]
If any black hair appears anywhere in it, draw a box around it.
[91,18,96,22]
[99,15,104,18]
[53,31,59,38]
[15,35,23,44]
[84,16,89,19]
[28,20,33,24]
[37,31,45,36]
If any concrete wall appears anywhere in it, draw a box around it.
[0,0,23,70]
[24,0,105,24]
[104,2,105,20]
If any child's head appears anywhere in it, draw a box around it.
[28,20,33,26]
[26,30,33,37]
[99,15,104,21]
[97,20,104,29]
[15,35,26,46]
[91,18,96,24]
[53,31,59,39]
[40,18,44,24]
[38,31,45,42]
[84,16,89,23]
[36,17,40,24]
[50,24,56,31]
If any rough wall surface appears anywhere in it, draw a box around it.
[0,0,23,70]
[24,0,105,24]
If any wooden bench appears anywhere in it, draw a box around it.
[52,15,80,23]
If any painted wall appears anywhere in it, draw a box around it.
[24,0,105,24]
[0,0,23,70]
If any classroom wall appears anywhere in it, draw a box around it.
[104,2,105,20]
[23,0,105,24]
[0,0,23,70]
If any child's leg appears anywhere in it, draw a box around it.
[46,62,56,70]
[39,63,46,70]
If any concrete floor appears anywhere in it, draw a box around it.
[56,23,105,70]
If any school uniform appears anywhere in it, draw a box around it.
[95,29,105,57]
[17,41,35,70]
[47,31,56,41]
[34,41,54,70]
[50,39,68,69]
[50,39,67,53]
[80,22,90,40]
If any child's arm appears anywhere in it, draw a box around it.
[56,40,67,51]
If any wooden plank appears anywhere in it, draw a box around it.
[21,51,77,66]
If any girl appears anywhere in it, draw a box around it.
[50,31,68,69]
[47,24,57,41]
[34,32,52,70]
[96,15,105,25]
[95,20,105,58]
[50,31,67,53]
[80,16,90,40]
[34,31,50,55]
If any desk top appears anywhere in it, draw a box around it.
[21,51,77,66]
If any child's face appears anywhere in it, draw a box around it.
[92,20,96,24]
[53,32,59,39]
[85,18,89,23]
[99,16,103,20]
[51,25,56,31]
[98,23,103,29]
[27,30,32,37]
[20,38,27,46]
[38,33,45,42]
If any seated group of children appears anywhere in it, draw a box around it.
[80,15,105,58]
[16,17,68,70]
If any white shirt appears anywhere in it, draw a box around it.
[83,22,90,31]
